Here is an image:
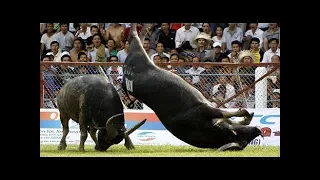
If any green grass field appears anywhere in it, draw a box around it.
[40,144,280,157]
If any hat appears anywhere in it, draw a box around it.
[193,32,212,44]
[61,51,70,57]
[273,89,280,94]
[213,42,222,48]
[46,52,54,56]
[238,50,255,63]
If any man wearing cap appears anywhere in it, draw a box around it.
[212,42,223,62]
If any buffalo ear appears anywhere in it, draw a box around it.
[106,113,124,139]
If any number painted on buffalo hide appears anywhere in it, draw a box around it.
[125,78,133,93]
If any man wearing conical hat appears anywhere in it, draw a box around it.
[193,32,214,62]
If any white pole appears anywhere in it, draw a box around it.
[255,67,267,108]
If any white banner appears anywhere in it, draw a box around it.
[40,108,279,146]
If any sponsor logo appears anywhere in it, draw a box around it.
[261,127,280,137]
[137,132,156,141]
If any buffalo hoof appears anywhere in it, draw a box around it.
[58,143,67,150]
[217,143,243,151]
[78,147,85,152]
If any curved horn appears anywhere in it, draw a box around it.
[106,113,124,138]
[125,119,147,137]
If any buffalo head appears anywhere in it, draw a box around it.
[96,113,146,151]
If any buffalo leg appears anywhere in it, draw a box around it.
[78,112,88,152]
[58,113,70,150]
[220,108,254,125]
[88,126,99,150]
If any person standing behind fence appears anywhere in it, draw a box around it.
[211,76,236,108]
[88,34,110,62]
[185,56,205,85]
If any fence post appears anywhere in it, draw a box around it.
[255,67,267,108]
[40,65,44,108]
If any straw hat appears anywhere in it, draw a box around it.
[193,32,212,44]
[238,50,255,63]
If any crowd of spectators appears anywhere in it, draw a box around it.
[40,23,280,109]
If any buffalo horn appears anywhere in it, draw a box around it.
[125,119,147,136]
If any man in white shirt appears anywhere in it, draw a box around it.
[185,56,205,84]
[262,38,280,63]
[221,23,243,53]
[242,23,264,49]
[55,23,75,52]
[175,23,200,49]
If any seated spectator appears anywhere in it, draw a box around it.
[87,34,110,62]
[263,23,280,51]
[185,56,205,85]
[143,38,157,58]
[212,42,223,62]
[211,76,236,108]
[69,37,87,62]
[193,32,214,62]
[242,23,264,50]
[227,40,242,63]
[249,37,264,63]
[262,38,280,63]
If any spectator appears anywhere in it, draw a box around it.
[249,37,264,63]
[117,39,130,63]
[221,23,243,53]
[55,23,75,52]
[157,23,176,52]
[48,41,62,62]
[211,76,236,108]
[69,37,87,62]
[106,39,118,56]
[75,23,92,45]
[40,23,57,57]
[193,32,214,62]
[271,89,280,108]
[262,38,280,63]
[144,23,161,50]
[150,42,170,61]
[263,23,280,51]
[175,23,200,49]
[211,25,223,45]
[212,42,224,62]
[104,23,125,50]
[87,34,110,62]
[201,23,214,48]
[143,38,157,58]
[227,40,242,63]
[185,56,205,84]
[242,23,264,50]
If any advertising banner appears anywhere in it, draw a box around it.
[40,108,279,146]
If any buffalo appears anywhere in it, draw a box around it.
[56,74,146,152]
[122,23,262,151]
